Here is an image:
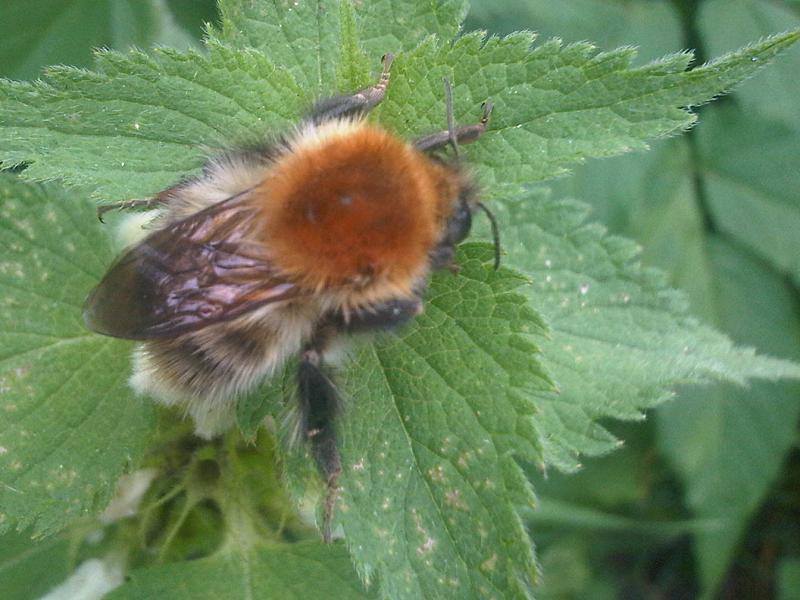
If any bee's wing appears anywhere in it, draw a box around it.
[83,191,299,340]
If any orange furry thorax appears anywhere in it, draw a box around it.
[255,123,460,296]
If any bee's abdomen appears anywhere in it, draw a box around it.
[130,303,315,437]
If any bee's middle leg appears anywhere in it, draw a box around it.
[339,296,423,333]
[96,184,181,222]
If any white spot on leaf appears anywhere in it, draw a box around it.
[417,537,436,555]
[480,553,498,572]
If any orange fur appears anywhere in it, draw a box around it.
[255,124,459,296]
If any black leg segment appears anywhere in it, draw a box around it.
[307,53,394,124]
[338,296,423,333]
[413,100,494,153]
[296,294,423,542]
[96,196,163,222]
[297,348,342,543]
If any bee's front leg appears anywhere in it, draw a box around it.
[413,100,493,153]
[306,53,394,124]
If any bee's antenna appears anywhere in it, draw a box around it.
[443,77,460,159]
[476,201,501,270]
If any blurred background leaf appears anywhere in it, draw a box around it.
[467,0,683,64]
[0,529,71,600]
[0,0,219,80]
[779,558,800,600]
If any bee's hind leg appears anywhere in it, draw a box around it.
[297,346,342,543]
[298,296,424,542]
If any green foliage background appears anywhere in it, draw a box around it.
[0,1,798,599]
[468,1,800,598]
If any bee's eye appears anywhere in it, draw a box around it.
[443,198,472,246]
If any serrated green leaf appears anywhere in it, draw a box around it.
[502,7,800,594]
[2,24,796,202]
[0,177,156,536]
[466,3,800,596]
[0,41,305,199]
[496,191,800,471]
[336,1,373,91]
[329,244,549,600]
[262,245,550,600]
[217,0,467,94]
[542,101,800,598]
[376,30,800,189]
[107,542,373,600]
[548,135,722,316]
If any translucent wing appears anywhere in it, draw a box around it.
[83,191,298,340]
